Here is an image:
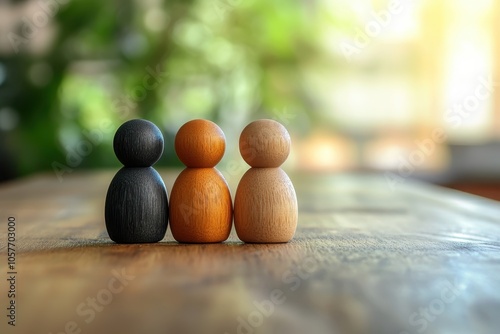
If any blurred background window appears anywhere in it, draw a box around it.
[0,0,499,198]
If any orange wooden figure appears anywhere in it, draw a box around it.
[234,119,298,243]
[169,119,233,243]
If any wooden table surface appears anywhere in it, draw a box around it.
[1,170,500,334]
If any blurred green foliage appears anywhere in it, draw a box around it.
[0,0,353,181]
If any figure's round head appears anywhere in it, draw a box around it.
[175,119,226,168]
[113,119,164,167]
[239,119,291,168]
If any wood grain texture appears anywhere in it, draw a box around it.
[1,171,500,334]
[113,119,164,167]
[234,168,298,243]
[105,167,168,243]
[175,119,226,168]
[239,119,291,168]
[169,168,232,243]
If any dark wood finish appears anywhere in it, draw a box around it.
[1,171,500,334]
[105,119,167,244]
[444,182,500,201]
[113,119,164,167]
[105,167,168,243]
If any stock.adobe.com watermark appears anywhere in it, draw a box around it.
[225,255,319,334]
[340,0,410,62]
[385,74,498,190]
[6,0,71,54]
[399,279,465,334]
[52,63,168,182]
[48,268,134,334]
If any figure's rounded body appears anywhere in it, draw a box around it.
[169,119,232,243]
[105,167,168,243]
[235,119,298,243]
[169,168,232,243]
[234,168,298,243]
[105,119,168,244]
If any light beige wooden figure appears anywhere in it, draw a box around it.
[234,119,298,243]
[169,119,233,243]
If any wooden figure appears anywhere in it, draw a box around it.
[234,119,298,243]
[105,119,168,243]
[169,119,233,243]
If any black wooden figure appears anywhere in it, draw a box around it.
[105,119,168,243]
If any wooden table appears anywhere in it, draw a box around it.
[1,170,500,334]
